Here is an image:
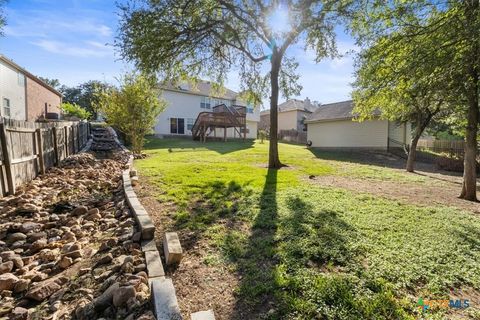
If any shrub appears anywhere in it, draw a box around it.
[258,129,267,143]
[60,102,91,120]
[95,72,166,154]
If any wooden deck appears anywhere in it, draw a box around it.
[192,104,247,141]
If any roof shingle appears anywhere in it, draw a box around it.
[306,100,355,122]
[161,80,238,100]
[261,99,318,115]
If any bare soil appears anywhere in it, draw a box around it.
[134,181,242,320]
[309,152,480,214]
[309,174,480,214]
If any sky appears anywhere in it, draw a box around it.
[0,0,357,108]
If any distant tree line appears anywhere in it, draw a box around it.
[39,78,111,120]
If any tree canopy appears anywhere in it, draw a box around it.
[39,77,61,90]
[60,80,111,119]
[352,14,454,172]
[350,0,480,200]
[117,0,351,168]
[0,0,6,35]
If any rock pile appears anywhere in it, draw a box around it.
[0,132,154,319]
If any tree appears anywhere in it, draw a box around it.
[352,26,452,173]
[60,80,111,119]
[39,77,61,90]
[60,102,91,120]
[96,72,166,154]
[116,0,350,168]
[350,1,480,201]
[0,0,6,35]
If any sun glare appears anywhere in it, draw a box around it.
[267,6,291,35]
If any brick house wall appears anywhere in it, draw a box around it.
[26,77,61,121]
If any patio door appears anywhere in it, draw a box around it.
[177,118,185,134]
[170,118,185,134]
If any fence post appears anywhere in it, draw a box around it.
[36,128,45,175]
[0,122,15,195]
[53,126,59,165]
[76,123,81,151]
[64,126,69,157]
[71,126,75,153]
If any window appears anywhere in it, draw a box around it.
[3,98,10,118]
[200,96,211,109]
[170,118,185,134]
[246,103,254,114]
[187,118,194,131]
[17,73,25,86]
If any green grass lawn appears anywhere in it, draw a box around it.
[136,138,480,319]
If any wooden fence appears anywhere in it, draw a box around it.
[0,118,91,197]
[279,129,307,144]
[417,139,465,157]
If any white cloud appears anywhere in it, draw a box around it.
[33,40,113,58]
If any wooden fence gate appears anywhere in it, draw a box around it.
[0,118,91,197]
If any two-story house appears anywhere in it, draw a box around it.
[155,81,260,139]
[0,54,62,121]
[260,98,318,133]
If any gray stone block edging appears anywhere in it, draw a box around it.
[152,278,183,320]
[191,310,216,320]
[145,250,166,278]
[120,149,183,319]
[122,162,155,241]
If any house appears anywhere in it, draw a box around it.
[260,98,318,133]
[155,81,259,139]
[0,55,62,121]
[305,100,411,149]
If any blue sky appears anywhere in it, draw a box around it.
[0,0,357,107]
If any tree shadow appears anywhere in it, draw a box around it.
[309,148,464,178]
[172,180,253,252]
[230,171,364,318]
[143,137,255,154]
[231,168,279,319]
[280,197,358,269]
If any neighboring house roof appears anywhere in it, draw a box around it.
[305,100,354,123]
[305,100,382,123]
[161,80,238,100]
[0,54,62,97]
[261,99,317,115]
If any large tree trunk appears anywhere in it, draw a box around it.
[268,53,282,169]
[406,113,434,173]
[459,0,479,201]
[406,134,420,173]
[460,97,479,201]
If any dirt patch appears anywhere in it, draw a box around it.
[164,239,240,320]
[309,173,480,214]
[134,180,244,320]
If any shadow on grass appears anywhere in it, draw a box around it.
[232,168,279,319]
[172,180,253,252]
[309,148,463,178]
[229,181,406,319]
[143,137,255,154]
